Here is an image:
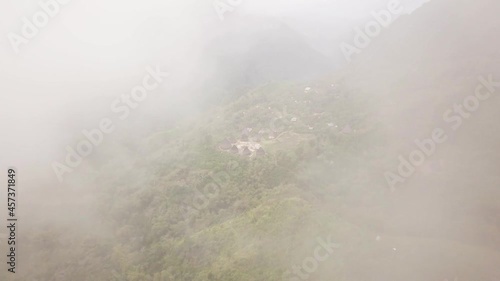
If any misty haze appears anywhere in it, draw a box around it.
[1,0,500,280]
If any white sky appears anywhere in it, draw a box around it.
[0,0,432,173]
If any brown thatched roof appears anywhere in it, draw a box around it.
[242,147,252,156]
[218,139,232,150]
[230,145,239,154]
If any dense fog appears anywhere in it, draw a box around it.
[1,0,499,280]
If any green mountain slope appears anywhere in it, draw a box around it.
[9,0,500,280]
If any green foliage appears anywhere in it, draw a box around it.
[23,78,384,281]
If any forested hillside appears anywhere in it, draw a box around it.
[4,0,500,280]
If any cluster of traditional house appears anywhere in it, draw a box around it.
[218,82,354,157]
[218,128,267,157]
